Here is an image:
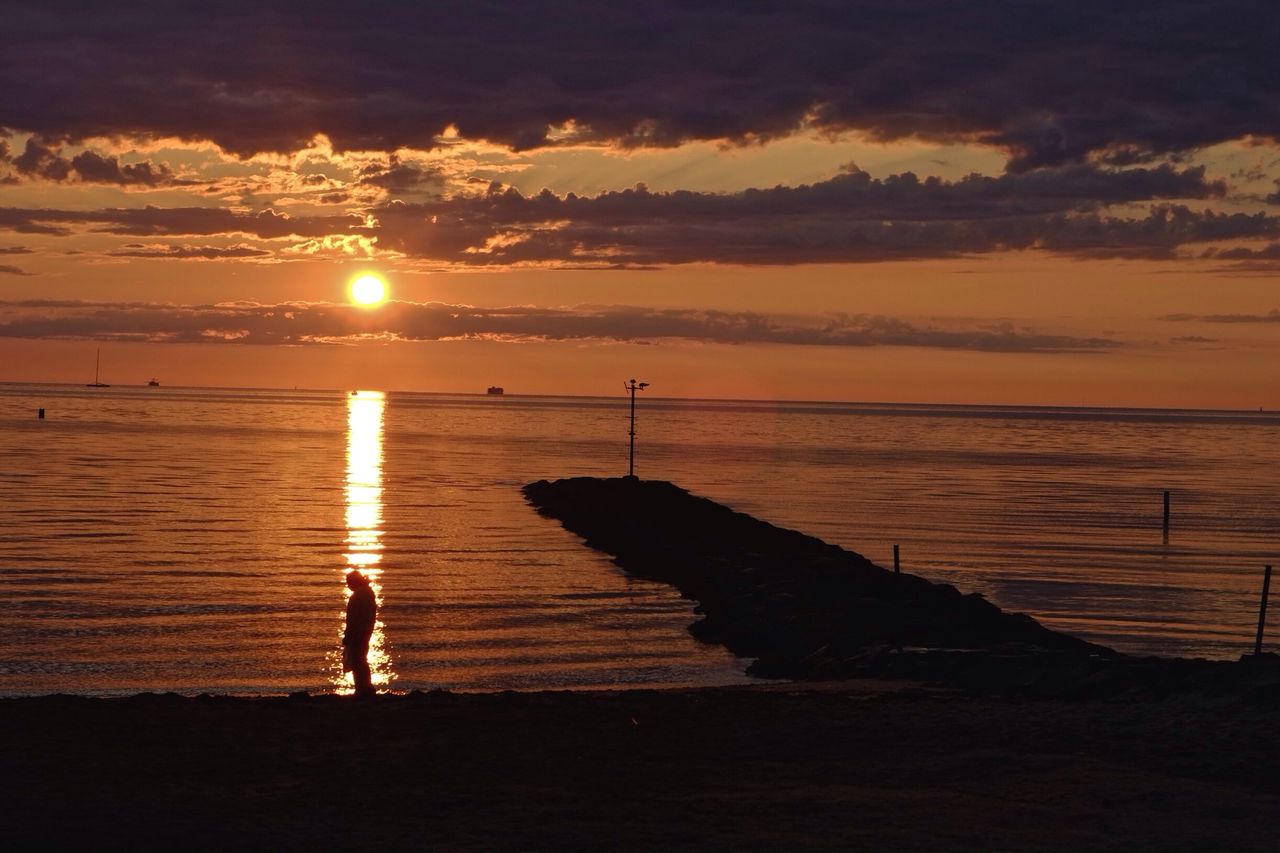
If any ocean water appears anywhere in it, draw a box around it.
[0,383,1277,696]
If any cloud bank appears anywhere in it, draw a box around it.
[3,165,1257,266]
[372,165,1247,265]
[0,299,1116,353]
[4,1,1280,170]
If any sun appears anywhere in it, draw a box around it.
[350,274,388,307]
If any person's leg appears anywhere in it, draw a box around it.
[352,641,374,697]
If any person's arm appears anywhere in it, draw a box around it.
[343,596,357,645]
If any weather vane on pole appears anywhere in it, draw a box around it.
[624,378,649,478]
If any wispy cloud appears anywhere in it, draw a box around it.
[1162,309,1280,323]
[0,206,369,240]
[0,299,1118,353]
[106,243,273,260]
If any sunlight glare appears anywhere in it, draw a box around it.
[350,274,388,307]
[332,389,394,693]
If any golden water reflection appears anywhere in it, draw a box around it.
[331,390,394,693]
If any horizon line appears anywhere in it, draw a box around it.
[1,379,1272,416]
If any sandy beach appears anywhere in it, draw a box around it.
[5,681,1279,851]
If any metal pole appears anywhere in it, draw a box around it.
[623,379,648,478]
[1255,564,1273,656]
[1163,490,1170,541]
[628,383,636,477]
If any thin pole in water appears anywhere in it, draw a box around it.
[1255,564,1273,656]
[893,544,903,653]
[624,378,649,478]
[1162,490,1171,542]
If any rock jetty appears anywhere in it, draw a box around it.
[523,477,1112,679]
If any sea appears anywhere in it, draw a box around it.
[1,383,1277,697]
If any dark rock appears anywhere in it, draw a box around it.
[524,476,1112,681]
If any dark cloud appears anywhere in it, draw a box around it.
[0,165,1264,266]
[0,264,35,275]
[0,245,33,254]
[1261,173,1280,203]
[367,164,1240,265]
[12,137,72,180]
[2,2,1279,169]
[359,156,444,194]
[106,243,272,259]
[1201,243,1280,261]
[403,164,1220,226]
[68,150,175,186]
[1196,241,1280,272]
[0,298,1117,353]
[1162,309,1280,323]
[1170,335,1219,343]
[0,161,1265,265]
[8,137,177,186]
[375,180,1273,266]
[0,209,71,235]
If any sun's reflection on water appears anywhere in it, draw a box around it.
[331,390,394,693]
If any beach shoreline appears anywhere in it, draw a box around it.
[5,681,1279,851]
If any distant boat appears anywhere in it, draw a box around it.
[86,349,110,388]
[487,386,504,395]
[147,378,160,387]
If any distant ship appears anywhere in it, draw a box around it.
[86,349,110,388]
[486,386,504,395]
[147,378,160,387]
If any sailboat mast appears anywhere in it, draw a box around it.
[87,348,109,387]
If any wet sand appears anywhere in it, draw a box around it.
[5,682,1279,851]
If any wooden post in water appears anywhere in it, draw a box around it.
[1255,564,1273,656]
[893,544,902,654]
[1162,490,1170,542]
[37,408,45,419]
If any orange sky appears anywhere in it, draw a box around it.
[4,5,1280,408]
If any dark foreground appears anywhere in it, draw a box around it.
[5,684,1280,851]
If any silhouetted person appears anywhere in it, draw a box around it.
[343,570,377,698]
